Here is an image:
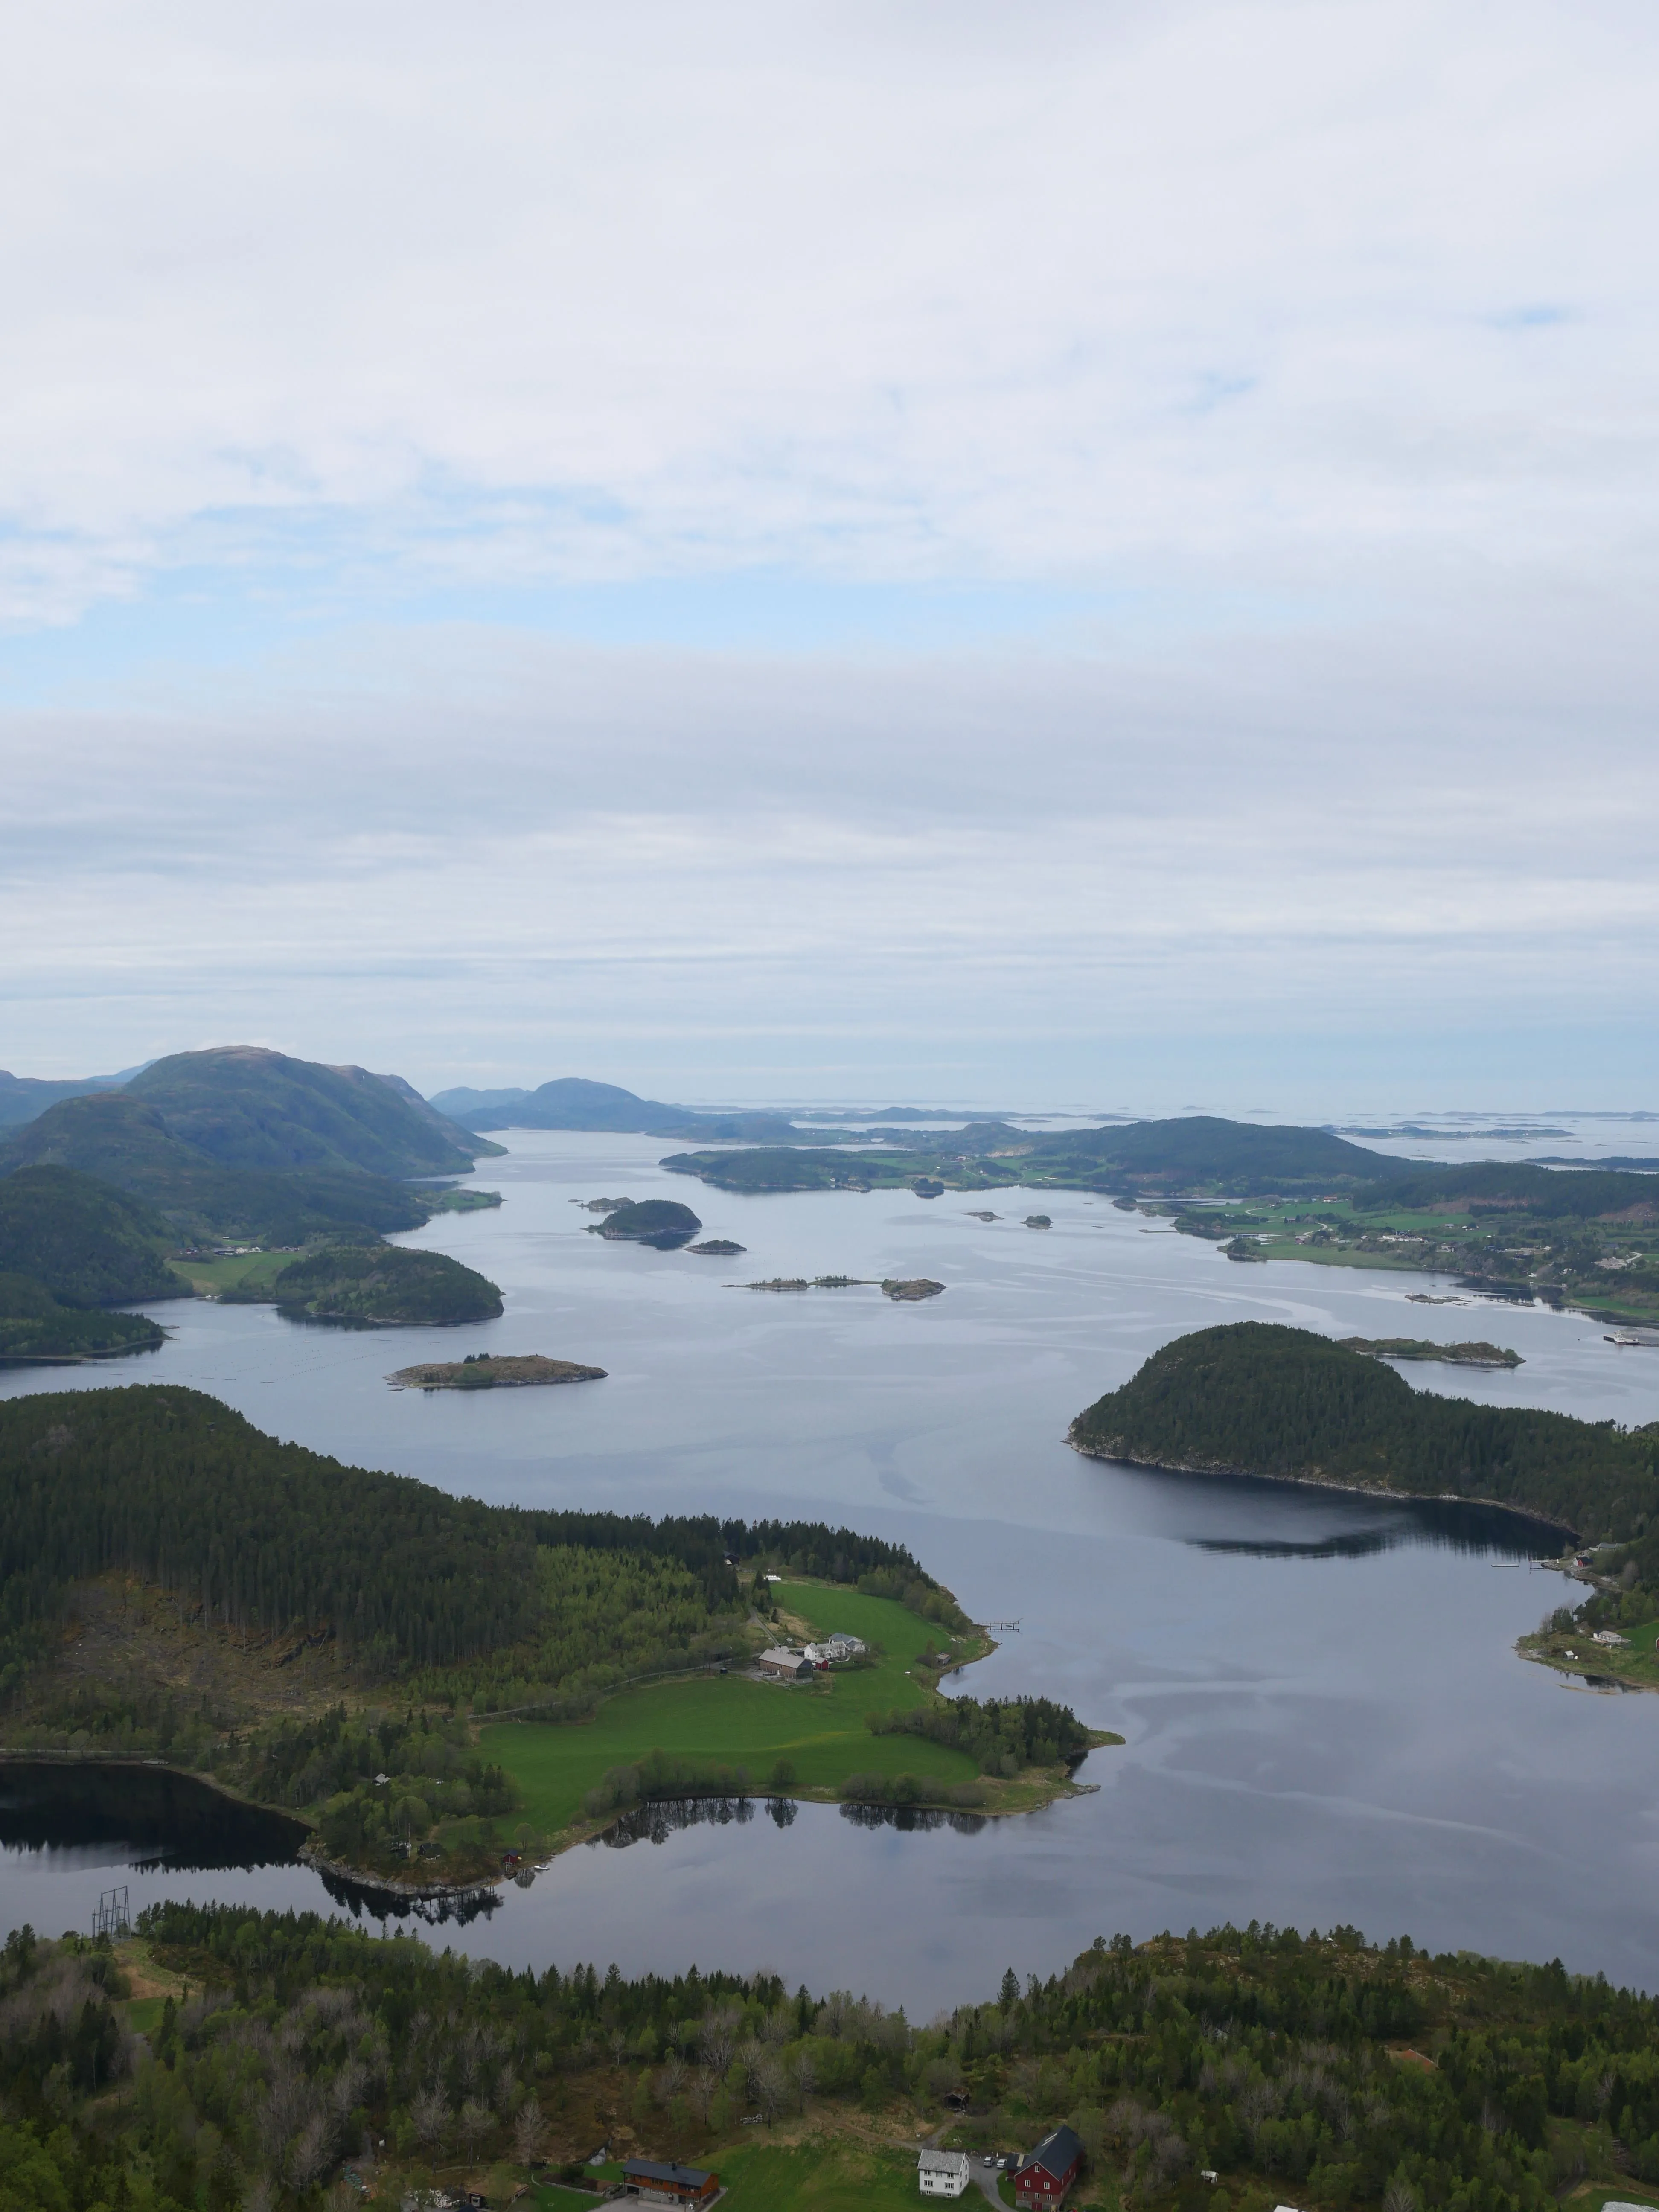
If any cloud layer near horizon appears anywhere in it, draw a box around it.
[2,3,1655,1106]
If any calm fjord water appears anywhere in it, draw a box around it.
[3,1131,1658,2009]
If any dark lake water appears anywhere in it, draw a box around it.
[3,1131,1659,2010]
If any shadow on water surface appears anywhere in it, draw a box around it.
[0,1761,306,1873]
[1145,1466,1566,1560]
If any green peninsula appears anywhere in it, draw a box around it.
[0,1385,1099,1886]
[1069,1321,1659,1540]
[229,1243,504,1324]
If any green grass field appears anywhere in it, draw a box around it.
[175,1249,297,1296]
[480,1582,978,1834]
[713,2140,930,2212]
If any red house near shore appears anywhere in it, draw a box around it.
[1013,2125,1083,2207]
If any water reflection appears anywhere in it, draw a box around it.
[1176,1485,1564,1560]
[0,1761,304,1872]
[317,1870,504,1927]
[597,1793,989,1850]
[599,1795,758,1848]
[838,1802,987,1837]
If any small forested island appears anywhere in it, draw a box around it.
[689,1237,745,1254]
[1068,1322,1659,1541]
[1340,1336,1522,1368]
[388,1353,607,1390]
[0,1385,1103,1891]
[227,1243,504,1324]
[21,1908,1659,2212]
[883,1277,945,1300]
[592,1198,703,1247]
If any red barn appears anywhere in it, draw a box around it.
[1013,2125,1083,2208]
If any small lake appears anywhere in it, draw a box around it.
[3,1129,1659,2011]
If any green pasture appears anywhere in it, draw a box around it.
[481,1582,977,1833]
[713,2141,930,2212]
[175,1249,296,1296]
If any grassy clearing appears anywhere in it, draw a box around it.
[714,2139,931,2212]
[481,1583,979,1834]
[173,1249,297,1296]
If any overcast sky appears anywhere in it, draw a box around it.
[3,1,1655,1109]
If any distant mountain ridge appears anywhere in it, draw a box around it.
[430,1075,801,1143]
[0,1068,135,1129]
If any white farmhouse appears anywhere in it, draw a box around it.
[918,2150,971,2198]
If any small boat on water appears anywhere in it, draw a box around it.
[1605,1329,1659,1347]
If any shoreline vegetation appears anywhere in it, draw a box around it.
[0,1386,1110,1892]
[23,1905,1659,2212]
[387,1354,608,1391]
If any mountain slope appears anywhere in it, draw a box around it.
[0,1165,186,1304]
[127,1047,485,1176]
[0,1094,431,1243]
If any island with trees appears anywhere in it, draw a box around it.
[0,1385,1106,1889]
[1339,1336,1522,1368]
[388,1353,607,1390]
[591,1199,703,1247]
[1068,1322,1659,1543]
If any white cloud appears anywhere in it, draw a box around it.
[1,0,1656,618]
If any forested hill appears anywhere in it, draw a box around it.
[1355,1159,1659,1220]
[1068,1323,1659,1540]
[0,1386,946,1685]
[0,1165,184,1304]
[25,1902,1659,2212]
[1017,1114,1409,1191]
[123,1048,488,1176]
[664,1117,1419,1198]
[0,1094,436,1244]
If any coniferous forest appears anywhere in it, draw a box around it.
[5,1907,1659,2212]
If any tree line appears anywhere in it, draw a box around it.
[5,1907,1659,2212]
